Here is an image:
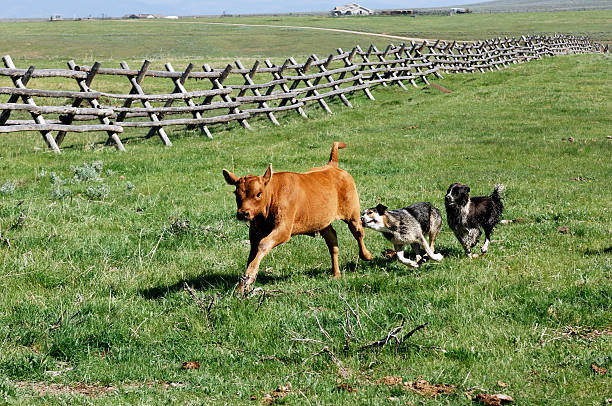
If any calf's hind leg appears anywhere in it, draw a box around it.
[320,225,341,278]
[346,217,373,261]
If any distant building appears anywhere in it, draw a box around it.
[450,8,469,14]
[331,3,373,16]
[49,14,63,21]
[381,9,414,15]
[164,15,179,19]
[124,13,167,19]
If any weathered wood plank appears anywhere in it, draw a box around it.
[242,102,305,114]
[2,56,61,153]
[0,87,101,99]
[66,60,125,151]
[0,65,35,125]
[114,112,250,127]
[97,88,231,100]
[119,60,172,146]
[0,103,113,116]
[0,124,123,133]
[300,83,369,102]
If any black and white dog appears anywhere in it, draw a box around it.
[444,183,504,258]
[361,202,443,268]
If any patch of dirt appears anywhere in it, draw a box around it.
[547,326,612,342]
[569,176,592,182]
[556,226,570,234]
[14,382,118,398]
[335,382,357,392]
[375,376,455,397]
[430,83,453,93]
[14,381,184,397]
[261,382,291,404]
[473,393,514,405]
[592,364,608,375]
[377,376,403,386]
[409,379,456,397]
[181,361,200,370]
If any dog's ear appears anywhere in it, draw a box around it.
[376,204,388,215]
[223,169,239,185]
[465,185,470,194]
[262,163,273,186]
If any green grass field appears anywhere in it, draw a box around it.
[1,10,610,63]
[1,12,611,405]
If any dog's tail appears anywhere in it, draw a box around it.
[491,184,505,212]
[327,142,347,168]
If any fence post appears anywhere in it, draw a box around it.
[202,64,251,130]
[64,60,125,150]
[2,56,61,153]
[235,59,280,125]
[337,47,375,101]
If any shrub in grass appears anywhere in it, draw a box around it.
[71,161,103,183]
[0,181,16,195]
[85,183,110,201]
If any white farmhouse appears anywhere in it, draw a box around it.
[331,3,374,16]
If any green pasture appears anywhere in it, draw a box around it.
[1,10,611,64]
[0,12,611,405]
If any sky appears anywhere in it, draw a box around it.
[0,0,480,19]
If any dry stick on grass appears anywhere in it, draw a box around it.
[315,315,333,344]
[306,346,350,379]
[340,294,364,336]
[183,282,217,326]
[49,309,84,331]
[361,321,429,350]
[290,334,326,345]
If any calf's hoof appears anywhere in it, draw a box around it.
[360,250,373,261]
[236,275,255,295]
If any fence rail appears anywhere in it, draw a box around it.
[0,34,605,153]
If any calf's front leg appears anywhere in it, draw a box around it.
[238,225,292,294]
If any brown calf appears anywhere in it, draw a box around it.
[223,142,372,293]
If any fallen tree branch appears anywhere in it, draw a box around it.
[361,319,406,349]
[403,322,429,342]
[315,315,333,343]
[306,346,350,378]
[361,321,429,350]
[340,294,364,337]
[183,282,216,326]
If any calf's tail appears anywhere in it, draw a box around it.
[327,142,347,167]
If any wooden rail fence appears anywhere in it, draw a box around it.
[0,34,605,152]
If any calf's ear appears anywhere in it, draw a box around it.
[262,163,273,185]
[223,169,239,185]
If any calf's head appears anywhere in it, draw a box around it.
[223,164,272,222]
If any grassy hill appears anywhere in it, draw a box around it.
[460,0,612,12]
[0,14,610,405]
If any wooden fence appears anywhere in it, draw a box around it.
[0,34,605,152]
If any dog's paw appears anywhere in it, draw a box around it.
[469,253,480,259]
[430,253,443,262]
